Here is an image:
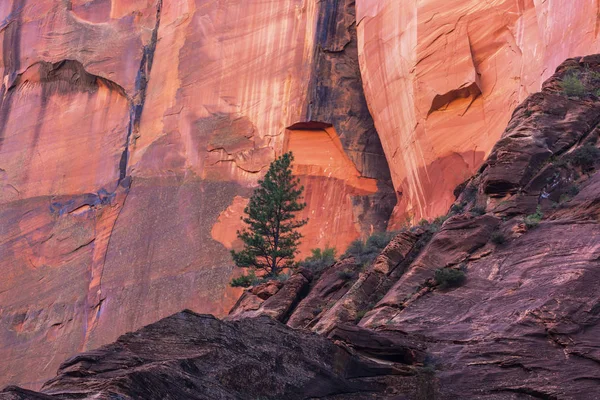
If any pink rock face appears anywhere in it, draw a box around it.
[0,0,391,389]
[356,0,600,225]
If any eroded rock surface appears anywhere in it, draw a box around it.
[356,0,600,224]
[233,57,600,399]
[0,311,434,400]
[0,0,393,388]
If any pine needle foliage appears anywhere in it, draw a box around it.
[231,152,307,278]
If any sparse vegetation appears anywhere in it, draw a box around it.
[524,206,544,229]
[558,184,580,204]
[561,73,586,97]
[450,201,466,214]
[299,246,337,274]
[337,269,355,280]
[433,214,449,225]
[491,230,506,245]
[355,309,368,322]
[434,268,466,289]
[471,205,486,216]
[568,144,600,172]
[343,231,396,267]
[230,270,260,288]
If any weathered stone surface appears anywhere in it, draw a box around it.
[226,59,600,398]
[358,59,600,398]
[287,258,362,329]
[328,324,427,365]
[0,387,53,400]
[356,0,600,224]
[227,271,311,322]
[483,56,600,199]
[1,311,433,400]
[0,0,393,389]
[361,214,499,328]
[313,231,424,334]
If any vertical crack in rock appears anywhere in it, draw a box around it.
[83,184,131,349]
[85,0,163,345]
[305,0,396,233]
[0,0,24,150]
[118,0,162,182]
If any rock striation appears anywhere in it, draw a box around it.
[3,56,600,398]
[0,310,435,400]
[1,0,600,392]
[356,0,600,224]
[0,0,393,388]
[228,57,600,399]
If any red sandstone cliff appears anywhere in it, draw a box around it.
[357,0,600,225]
[0,0,598,391]
[3,55,600,399]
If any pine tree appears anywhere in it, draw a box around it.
[231,152,307,284]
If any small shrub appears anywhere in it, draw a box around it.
[567,184,581,197]
[559,185,580,204]
[524,206,544,229]
[471,205,486,216]
[450,202,466,214]
[590,70,600,81]
[274,272,291,282]
[433,214,449,226]
[524,109,533,117]
[343,231,396,267]
[552,156,569,168]
[491,231,506,245]
[355,309,367,323]
[434,268,466,289]
[299,246,337,273]
[337,269,355,280]
[569,144,600,171]
[561,74,586,97]
[230,270,259,288]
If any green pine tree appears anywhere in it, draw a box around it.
[231,152,307,286]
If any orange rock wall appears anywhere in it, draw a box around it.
[0,0,392,389]
[3,0,599,390]
[356,0,600,225]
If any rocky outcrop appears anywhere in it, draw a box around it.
[287,258,362,329]
[232,57,600,398]
[0,310,435,400]
[313,230,427,334]
[356,0,600,224]
[227,270,312,322]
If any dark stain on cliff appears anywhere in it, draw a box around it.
[118,0,163,182]
[0,0,25,150]
[307,0,396,233]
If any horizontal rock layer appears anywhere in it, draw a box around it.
[0,311,434,399]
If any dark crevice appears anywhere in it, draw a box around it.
[118,0,163,183]
[491,387,558,400]
[0,0,24,150]
[304,0,396,234]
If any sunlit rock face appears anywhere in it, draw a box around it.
[356,0,600,225]
[0,0,392,389]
